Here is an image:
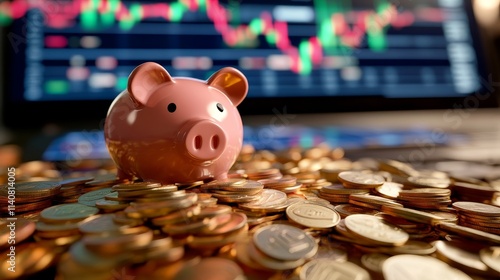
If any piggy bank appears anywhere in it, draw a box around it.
[104,62,248,184]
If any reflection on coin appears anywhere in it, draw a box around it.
[253,224,317,261]
[300,259,370,280]
[383,255,472,280]
[286,201,341,228]
[344,214,409,246]
[40,203,99,223]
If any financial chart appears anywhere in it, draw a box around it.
[1,0,481,101]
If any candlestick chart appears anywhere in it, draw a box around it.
[2,0,481,101]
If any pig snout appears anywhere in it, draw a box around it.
[184,120,227,161]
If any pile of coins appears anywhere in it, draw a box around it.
[1,145,500,279]
[453,201,500,235]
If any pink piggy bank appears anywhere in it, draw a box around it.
[104,62,248,184]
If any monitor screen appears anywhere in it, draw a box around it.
[1,0,496,128]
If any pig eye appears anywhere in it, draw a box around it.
[167,103,176,113]
[216,103,224,112]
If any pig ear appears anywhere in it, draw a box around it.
[206,67,248,106]
[127,62,174,106]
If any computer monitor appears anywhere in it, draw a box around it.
[1,0,497,129]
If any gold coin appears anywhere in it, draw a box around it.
[374,182,404,199]
[247,239,305,270]
[286,201,340,228]
[381,205,447,225]
[379,159,419,177]
[319,184,369,195]
[436,222,500,245]
[383,254,473,280]
[162,217,216,236]
[239,189,287,211]
[150,204,202,226]
[0,180,61,199]
[94,198,129,211]
[200,178,248,191]
[40,203,99,224]
[253,224,317,261]
[480,247,500,274]
[111,182,162,191]
[338,171,385,188]
[344,214,409,246]
[300,259,371,280]
[452,201,500,217]
[406,176,450,189]
[199,212,247,236]
[398,188,451,197]
[334,204,378,218]
[349,194,403,210]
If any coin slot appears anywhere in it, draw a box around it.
[211,135,220,150]
[195,135,202,150]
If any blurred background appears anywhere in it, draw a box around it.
[2,0,500,170]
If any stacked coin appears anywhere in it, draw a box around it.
[332,214,409,247]
[236,189,292,226]
[82,173,124,193]
[236,224,318,270]
[258,175,301,193]
[349,194,403,210]
[55,176,94,204]
[298,178,330,192]
[247,168,282,181]
[200,178,264,203]
[405,175,451,189]
[34,203,99,242]
[396,188,452,210]
[318,184,369,203]
[0,181,61,214]
[451,182,498,203]
[338,171,386,189]
[453,201,500,235]
[286,200,341,229]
